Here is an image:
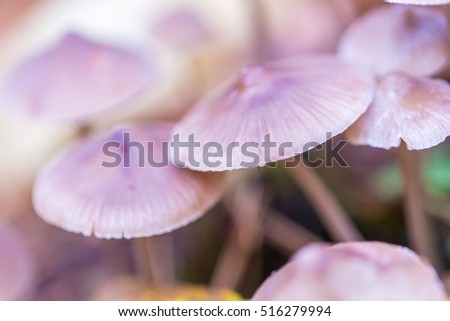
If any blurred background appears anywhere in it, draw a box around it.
[1,0,450,300]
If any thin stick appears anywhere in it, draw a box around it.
[211,183,264,289]
[287,164,363,242]
[210,230,253,289]
[131,238,153,282]
[398,142,441,270]
[263,209,321,255]
[146,235,176,286]
[132,235,176,287]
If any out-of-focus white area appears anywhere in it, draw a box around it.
[0,114,75,217]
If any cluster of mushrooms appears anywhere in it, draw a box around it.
[1,0,450,300]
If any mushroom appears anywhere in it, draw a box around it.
[0,112,75,219]
[211,180,265,290]
[33,122,225,239]
[252,241,447,300]
[347,72,450,151]
[338,2,450,268]
[0,223,34,300]
[0,32,153,124]
[0,0,37,33]
[338,4,450,77]
[170,54,375,242]
[171,55,374,171]
[346,72,450,267]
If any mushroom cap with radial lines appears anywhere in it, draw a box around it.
[338,5,450,77]
[0,33,153,124]
[252,242,446,300]
[386,0,450,4]
[170,55,375,171]
[346,72,450,150]
[0,224,34,300]
[32,123,225,239]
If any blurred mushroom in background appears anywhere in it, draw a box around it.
[253,242,447,300]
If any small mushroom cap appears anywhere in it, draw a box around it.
[170,55,375,171]
[0,33,153,123]
[32,123,225,239]
[0,224,34,300]
[346,72,450,150]
[252,242,446,300]
[338,5,450,77]
[386,0,450,4]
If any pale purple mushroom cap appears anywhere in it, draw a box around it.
[338,5,450,77]
[170,55,375,171]
[252,242,447,301]
[346,72,450,150]
[0,33,153,123]
[0,224,34,300]
[32,123,225,239]
[386,0,450,4]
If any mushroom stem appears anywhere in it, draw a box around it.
[211,183,264,289]
[146,235,176,286]
[263,209,321,255]
[287,164,363,242]
[132,238,153,282]
[132,236,176,286]
[398,142,441,270]
[249,0,270,63]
